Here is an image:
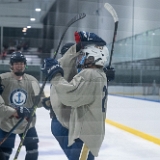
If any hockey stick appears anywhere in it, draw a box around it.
[0,117,24,146]
[103,3,118,114]
[53,13,86,59]
[13,13,86,160]
[79,143,89,160]
[104,3,118,67]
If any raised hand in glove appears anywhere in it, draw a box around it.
[16,106,30,119]
[74,31,106,52]
[103,66,115,81]
[41,58,64,81]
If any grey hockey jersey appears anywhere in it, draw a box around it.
[0,72,40,134]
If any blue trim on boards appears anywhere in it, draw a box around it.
[109,94,160,103]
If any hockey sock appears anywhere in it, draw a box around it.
[25,143,38,160]
[0,147,12,160]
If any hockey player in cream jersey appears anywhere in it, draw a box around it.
[0,52,40,160]
[41,31,110,160]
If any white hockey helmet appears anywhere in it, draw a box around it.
[81,44,109,67]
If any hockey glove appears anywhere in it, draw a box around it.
[42,97,52,110]
[103,66,115,81]
[16,106,30,118]
[41,58,64,81]
[41,97,56,119]
[74,31,106,51]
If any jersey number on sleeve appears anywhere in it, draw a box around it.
[102,85,107,112]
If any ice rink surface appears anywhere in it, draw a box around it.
[10,107,160,160]
[10,84,160,160]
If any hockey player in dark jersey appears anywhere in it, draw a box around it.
[0,52,40,160]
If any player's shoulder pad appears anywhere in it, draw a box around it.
[0,72,12,80]
[78,68,103,81]
[24,73,38,82]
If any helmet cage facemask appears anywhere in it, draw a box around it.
[76,51,86,73]
[76,51,103,72]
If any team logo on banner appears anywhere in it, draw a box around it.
[10,89,27,106]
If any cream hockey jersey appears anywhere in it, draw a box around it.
[50,44,108,156]
[0,72,40,134]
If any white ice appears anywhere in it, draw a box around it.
[10,84,160,160]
